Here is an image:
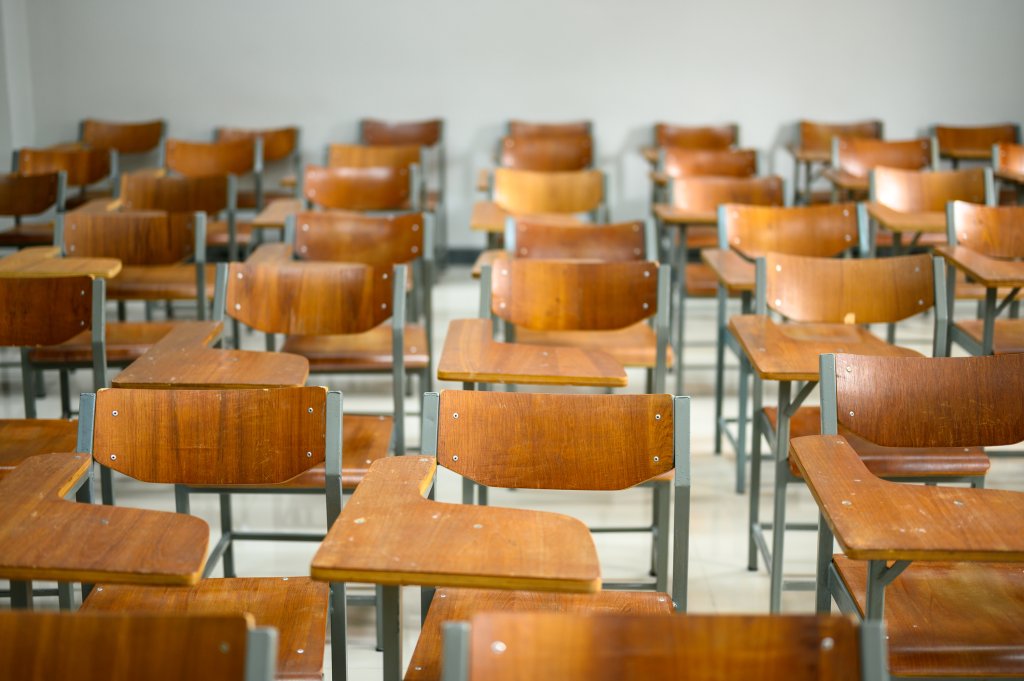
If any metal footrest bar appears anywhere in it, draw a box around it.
[752,521,821,574]
[588,526,653,534]
[229,530,326,542]
[602,581,659,590]
[781,579,816,592]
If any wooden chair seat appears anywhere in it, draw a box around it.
[406,587,673,681]
[107,264,217,300]
[764,407,990,479]
[236,188,293,211]
[0,221,55,247]
[873,230,946,250]
[687,225,718,249]
[81,576,329,681]
[515,322,674,369]
[685,262,719,297]
[833,556,1024,678]
[29,322,176,364]
[0,419,78,481]
[953,319,1024,354]
[207,220,254,247]
[280,322,429,372]
[821,168,869,194]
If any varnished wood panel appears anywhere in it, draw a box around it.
[293,210,424,268]
[512,219,645,261]
[668,175,784,213]
[326,143,420,169]
[798,119,883,155]
[834,137,932,178]
[437,390,674,490]
[0,420,78,478]
[507,120,591,139]
[499,135,592,171]
[81,118,165,155]
[701,248,755,293]
[64,211,195,265]
[18,147,111,187]
[0,275,93,345]
[304,165,411,211]
[492,168,603,215]
[654,122,738,150]
[93,387,327,485]
[0,172,61,216]
[361,118,443,147]
[120,171,230,214]
[873,166,988,213]
[515,323,671,369]
[722,203,861,257]
[934,123,1019,158]
[661,147,757,178]
[215,126,298,162]
[995,142,1024,176]
[949,201,1024,258]
[165,138,255,177]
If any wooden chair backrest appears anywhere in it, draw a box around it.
[293,210,424,268]
[165,138,255,177]
[227,260,392,334]
[93,386,327,485]
[326,143,420,169]
[995,142,1024,174]
[215,126,298,162]
[81,119,165,155]
[662,147,757,178]
[721,203,861,257]
[303,165,412,211]
[18,147,110,187]
[512,219,646,261]
[934,123,1019,155]
[437,391,674,490]
[764,252,934,324]
[798,119,882,155]
[0,171,61,216]
[832,352,1024,448]
[872,166,989,212]
[498,135,592,171]
[120,171,230,214]
[63,211,195,265]
[0,610,256,681]
[949,201,1024,259]
[655,123,737,150]
[835,137,932,177]
[361,118,443,146]
[507,120,591,139]
[491,256,658,331]
[492,168,604,215]
[669,175,784,212]
[0,275,93,346]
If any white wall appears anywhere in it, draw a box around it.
[0,0,35,166]
[19,0,1024,247]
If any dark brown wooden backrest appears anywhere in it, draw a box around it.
[81,119,165,155]
[662,147,757,178]
[362,118,443,146]
[63,211,195,265]
[227,260,392,334]
[293,210,424,267]
[304,165,412,211]
[326,143,420,169]
[995,142,1024,174]
[94,386,327,484]
[437,391,674,490]
[491,256,658,331]
[215,126,298,162]
[120,171,229,214]
[513,219,646,261]
[833,353,1024,448]
[0,171,60,216]
[872,166,988,212]
[492,168,604,214]
[464,612,863,681]
[798,119,882,155]
[655,123,737,150]
[935,123,1019,155]
[508,120,591,138]
[165,138,255,177]
[950,201,1024,258]
[722,203,860,257]
[0,275,93,345]
[18,147,110,187]
[765,252,934,324]
[0,610,253,681]
[669,175,784,212]
[835,137,932,177]
[498,135,593,171]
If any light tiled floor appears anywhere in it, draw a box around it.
[3,264,1022,679]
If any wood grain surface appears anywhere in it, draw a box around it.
[492,168,603,215]
[165,138,255,177]
[304,165,411,211]
[654,122,737,150]
[721,203,861,257]
[0,171,61,216]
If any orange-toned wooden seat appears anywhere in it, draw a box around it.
[506,119,592,139]
[303,164,419,212]
[933,122,1020,167]
[733,252,989,613]
[789,119,883,204]
[400,390,690,681]
[492,166,606,217]
[791,352,1024,679]
[824,136,935,202]
[993,141,1024,201]
[650,147,759,205]
[0,170,65,248]
[441,612,887,681]
[215,126,301,209]
[15,145,117,210]
[496,134,593,172]
[641,121,740,165]
[80,118,166,157]
[0,609,276,681]
[76,386,337,679]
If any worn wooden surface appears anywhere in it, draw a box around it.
[294,210,424,268]
[362,118,443,146]
[764,252,934,324]
[94,387,327,485]
[216,126,299,163]
[304,165,412,211]
[0,247,121,278]
[935,123,1019,159]
[656,175,784,225]
[0,274,94,345]
[63,210,194,265]
[29,321,174,365]
[18,146,111,187]
[437,391,674,490]
[952,319,1024,354]
[948,201,1024,258]
[795,119,883,156]
[0,419,78,480]
[790,435,1024,561]
[516,323,669,369]
[282,323,429,372]
[729,315,920,381]
[461,612,862,681]
[0,171,61,216]
[112,321,309,389]
[654,122,738,150]
[310,456,601,591]
[657,147,757,180]
[120,170,230,215]
[81,118,164,155]
[513,219,646,260]
[834,137,933,178]
[82,576,328,681]
[165,138,255,177]
[407,589,673,681]
[701,249,755,292]
[499,135,593,171]
[0,610,253,681]
[722,203,861,257]
[0,453,207,584]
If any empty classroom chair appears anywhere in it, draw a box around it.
[507,119,592,138]
[653,122,739,150]
[14,145,116,209]
[993,141,1024,201]
[789,119,883,204]
[932,122,1020,167]
[80,117,167,167]
[650,147,759,203]
[0,170,66,247]
[495,134,593,171]
[304,164,419,212]
[825,137,936,201]
[215,126,302,208]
